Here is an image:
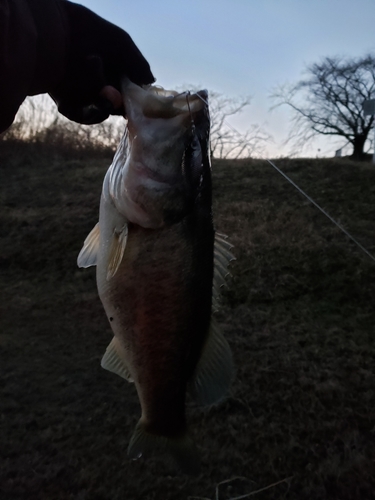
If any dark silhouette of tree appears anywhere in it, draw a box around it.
[272,55,375,159]
[208,91,270,159]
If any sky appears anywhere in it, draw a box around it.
[79,0,375,157]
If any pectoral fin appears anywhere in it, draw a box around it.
[188,318,234,406]
[77,223,100,268]
[101,337,134,382]
[107,224,128,280]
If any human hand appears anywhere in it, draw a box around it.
[49,2,155,124]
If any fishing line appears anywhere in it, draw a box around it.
[265,159,375,263]
[193,91,375,263]
[193,92,209,108]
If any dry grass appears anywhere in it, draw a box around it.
[1,143,375,499]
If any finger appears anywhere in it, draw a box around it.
[54,96,112,124]
[99,85,124,111]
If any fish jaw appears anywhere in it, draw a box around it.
[102,80,209,229]
[104,125,193,229]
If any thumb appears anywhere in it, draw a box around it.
[99,86,124,112]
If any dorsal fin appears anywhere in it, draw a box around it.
[212,232,235,310]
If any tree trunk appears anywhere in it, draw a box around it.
[351,133,367,160]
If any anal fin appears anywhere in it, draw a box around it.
[188,317,233,406]
[101,337,134,382]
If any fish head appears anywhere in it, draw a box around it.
[111,79,210,228]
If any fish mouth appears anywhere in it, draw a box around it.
[122,77,207,121]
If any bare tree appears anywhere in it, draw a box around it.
[203,91,270,159]
[271,54,375,159]
[0,95,58,141]
[1,94,124,150]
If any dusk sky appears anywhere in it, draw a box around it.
[79,0,375,157]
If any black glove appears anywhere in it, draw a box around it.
[49,2,155,124]
[0,0,155,132]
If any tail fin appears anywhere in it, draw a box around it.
[127,420,200,475]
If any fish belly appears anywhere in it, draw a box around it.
[97,216,214,438]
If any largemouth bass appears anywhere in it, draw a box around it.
[77,80,234,474]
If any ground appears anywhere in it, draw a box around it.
[1,141,375,499]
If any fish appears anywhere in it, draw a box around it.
[77,79,235,474]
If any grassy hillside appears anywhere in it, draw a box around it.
[1,141,375,500]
